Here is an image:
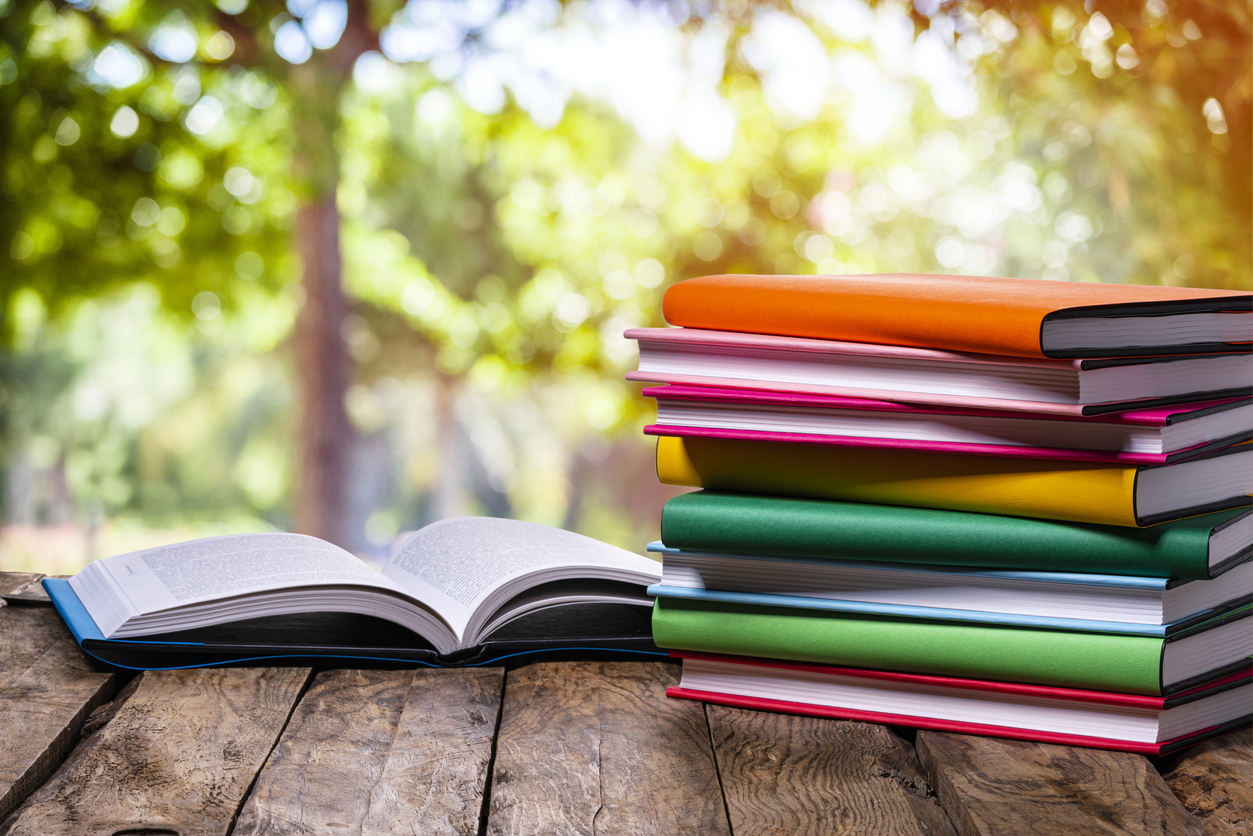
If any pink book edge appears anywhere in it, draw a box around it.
[625,326,1083,369]
[642,384,1246,425]
[642,424,1179,464]
[626,370,1097,415]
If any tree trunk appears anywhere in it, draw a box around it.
[431,373,468,522]
[293,193,352,546]
[285,15,372,547]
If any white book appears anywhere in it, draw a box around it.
[670,653,1252,754]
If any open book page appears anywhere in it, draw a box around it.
[71,533,407,637]
[383,517,661,645]
[473,580,657,642]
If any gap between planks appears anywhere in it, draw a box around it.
[706,704,955,836]
[0,605,116,823]
[2,666,313,836]
[486,660,729,836]
[233,667,504,836]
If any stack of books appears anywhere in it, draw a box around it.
[628,273,1253,754]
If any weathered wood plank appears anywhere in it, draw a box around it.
[0,574,42,599]
[0,574,53,605]
[1156,731,1252,835]
[0,607,114,821]
[708,707,956,836]
[916,731,1203,836]
[487,661,730,836]
[234,667,503,835]
[2,666,311,836]
[0,607,61,690]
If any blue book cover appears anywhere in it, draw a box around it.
[647,544,1252,637]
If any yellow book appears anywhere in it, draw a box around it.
[656,436,1251,527]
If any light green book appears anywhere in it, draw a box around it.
[651,597,1252,696]
[660,493,1251,580]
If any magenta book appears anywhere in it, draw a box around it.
[625,327,1253,416]
[641,384,1250,465]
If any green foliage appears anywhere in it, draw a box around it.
[972,0,1251,289]
[0,0,297,335]
[0,0,305,535]
[0,283,294,529]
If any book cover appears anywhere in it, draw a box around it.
[661,273,1252,358]
[659,493,1250,579]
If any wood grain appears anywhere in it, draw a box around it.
[916,731,1204,836]
[234,667,503,835]
[0,574,54,606]
[0,606,115,822]
[0,607,63,690]
[0,574,42,600]
[2,666,310,836]
[1156,731,1252,835]
[708,707,955,836]
[487,661,729,836]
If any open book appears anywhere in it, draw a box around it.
[47,518,662,669]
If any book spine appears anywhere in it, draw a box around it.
[656,435,1142,527]
[651,597,1166,695]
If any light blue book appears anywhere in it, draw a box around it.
[646,543,1253,638]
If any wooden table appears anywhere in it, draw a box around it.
[1,572,1248,835]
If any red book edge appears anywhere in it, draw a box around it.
[664,686,1245,755]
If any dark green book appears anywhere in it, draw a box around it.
[651,597,1252,696]
[660,493,1250,580]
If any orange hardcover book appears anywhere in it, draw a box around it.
[661,274,1251,359]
